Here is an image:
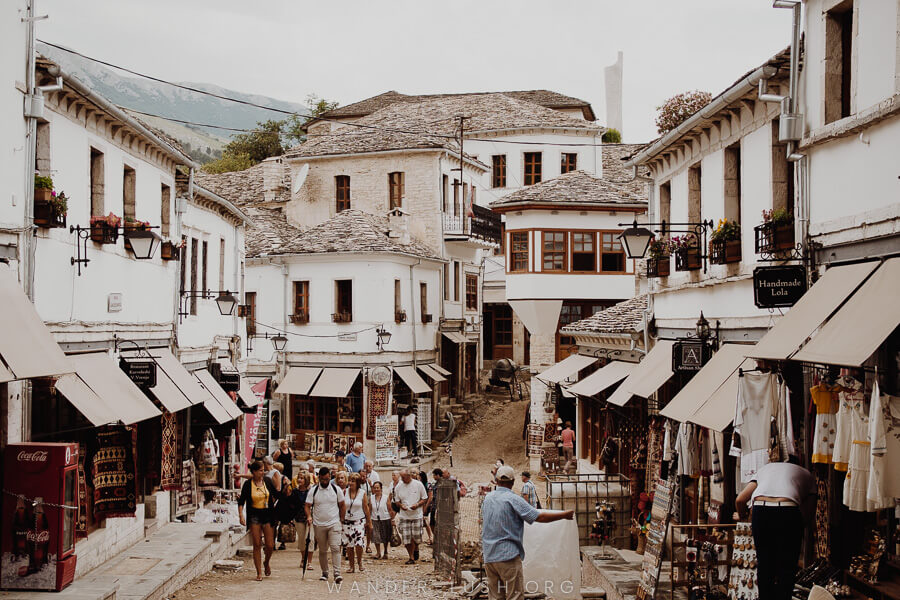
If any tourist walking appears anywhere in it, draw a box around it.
[481,466,574,600]
[370,481,394,559]
[364,460,380,484]
[342,474,371,573]
[238,461,278,581]
[520,472,539,508]
[420,470,434,544]
[344,442,366,473]
[735,460,816,600]
[392,468,429,564]
[274,475,299,550]
[560,422,575,467]
[262,455,284,492]
[305,467,346,583]
[292,472,312,568]
[273,439,293,482]
[403,408,418,456]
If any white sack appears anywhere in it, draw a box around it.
[522,518,581,600]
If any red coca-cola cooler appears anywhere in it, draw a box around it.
[1,443,78,591]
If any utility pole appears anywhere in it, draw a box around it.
[451,115,469,217]
[22,0,37,300]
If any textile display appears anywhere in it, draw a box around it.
[91,426,137,519]
[175,459,199,517]
[814,470,830,560]
[832,376,864,472]
[522,519,581,600]
[833,377,879,511]
[198,429,219,486]
[367,383,388,440]
[869,381,900,502]
[674,423,699,477]
[810,383,840,464]
[76,443,88,537]
[734,372,779,483]
[160,411,180,491]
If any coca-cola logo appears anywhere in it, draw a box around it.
[17,451,48,463]
[25,530,50,543]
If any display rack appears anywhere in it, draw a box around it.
[668,523,734,600]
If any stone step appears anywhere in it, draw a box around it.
[581,587,607,599]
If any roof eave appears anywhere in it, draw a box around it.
[491,201,647,213]
[193,184,253,225]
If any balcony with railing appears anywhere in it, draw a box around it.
[442,204,502,246]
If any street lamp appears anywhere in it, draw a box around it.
[696,312,711,341]
[375,326,392,351]
[124,229,162,260]
[271,334,288,352]
[214,291,238,316]
[618,220,654,259]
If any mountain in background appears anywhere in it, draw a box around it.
[37,42,308,164]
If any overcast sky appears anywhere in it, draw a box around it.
[37,0,792,143]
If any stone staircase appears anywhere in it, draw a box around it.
[435,396,475,434]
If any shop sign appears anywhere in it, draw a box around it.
[753,265,806,308]
[338,333,357,342]
[119,359,157,387]
[375,414,399,461]
[672,340,711,373]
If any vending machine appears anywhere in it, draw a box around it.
[1,443,78,591]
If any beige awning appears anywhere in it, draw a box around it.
[607,340,675,407]
[395,366,433,394]
[274,367,323,395]
[660,344,751,423]
[536,354,598,384]
[54,373,117,426]
[749,261,879,361]
[309,368,360,398]
[793,257,900,366]
[418,364,447,382]
[0,361,13,384]
[689,358,757,432]
[119,356,192,413]
[195,370,242,420]
[139,350,208,406]
[69,353,160,424]
[441,331,468,344]
[0,267,71,380]
[237,377,259,407]
[431,364,452,377]
[566,361,636,397]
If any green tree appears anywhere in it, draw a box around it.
[602,128,622,143]
[283,93,340,145]
[200,151,254,174]
[225,119,285,163]
[655,90,713,134]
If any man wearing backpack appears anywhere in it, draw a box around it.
[305,467,346,583]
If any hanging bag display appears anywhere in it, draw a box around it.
[279,521,297,544]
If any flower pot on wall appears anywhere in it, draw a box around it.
[710,239,741,265]
[160,240,179,260]
[33,201,66,228]
[90,222,118,244]
[754,220,795,254]
[646,257,670,278]
[674,246,702,271]
[34,188,53,202]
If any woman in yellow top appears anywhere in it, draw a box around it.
[239,461,278,581]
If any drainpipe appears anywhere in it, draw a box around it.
[22,0,39,299]
[762,0,805,162]
[409,259,421,367]
[172,169,190,348]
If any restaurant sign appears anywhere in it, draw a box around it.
[753,266,806,308]
[119,359,157,388]
[672,340,712,373]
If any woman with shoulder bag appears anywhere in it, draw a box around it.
[342,474,371,572]
[370,481,395,559]
[238,461,278,581]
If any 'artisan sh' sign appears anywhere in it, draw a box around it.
[753,266,807,308]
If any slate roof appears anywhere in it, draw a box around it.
[288,93,600,160]
[318,89,596,122]
[602,143,650,200]
[194,161,291,206]
[561,295,647,335]
[241,207,441,260]
[490,170,646,209]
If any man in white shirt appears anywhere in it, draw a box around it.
[403,409,418,456]
[364,460,380,484]
[392,468,428,564]
[305,467,346,582]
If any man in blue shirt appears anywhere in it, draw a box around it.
[481,466,573,600]
[343,442,366,473]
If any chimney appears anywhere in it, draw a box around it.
[604,51,624,136]
[262,157,287,203]
[387,208,411,245]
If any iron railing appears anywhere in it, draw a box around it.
[442,204,501,245]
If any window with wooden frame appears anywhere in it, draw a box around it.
[161,184,171,238]
[201,240,208,294]
[335,175,350,212]
[524,152,542,185]
[334,280,352,322]
[571,232,596,272]
[123,165,136,222]
[453,261,460,301]
[600,231,626,273]
[190,237,199,315]
[388,172,404,210]
[542,231,566,271]
[293,397,316,431]
[218,238,226,291]
[292,281,309,323]
[244,291,257,337]
[465,274,478,311]
[395,279,406,322]
[452,178,459,216]
[510,231,529,272]
[442,175,449,212]
[493,304,512,347]
[90,148,104,217]
[443,265,450,301]
[420,282,429,322]
[492,155,506,188]
[560,153,577,174]
[179,234,187,292]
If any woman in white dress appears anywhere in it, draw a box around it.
[342,474,371,572]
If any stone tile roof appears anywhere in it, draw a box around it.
[243,208,441,260]
[288,93,600,160]
[602,143,650,200]
[194,161,291,206]
[490,170,646,209]
[561,295,647,335]
[319,89,596,121]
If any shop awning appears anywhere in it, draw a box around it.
[607,340,675,406]
[395,366,433,394]
[237,377,260,407]
[441,331,468,344]
[143,361,192,413]
[69,352,160,424]
[749,261,879,361]
[0,361,13,384]
[54,372,117,426]
[195,370,242,420]
[141,350,208,406]
[565,361,636,398]
[688,358,757,432]
[660,344,751,423]
[417,364,447,382]
[0,267,71,380]
[274,367,323,395]
[431,364,452,377]
[309,368,360,398]
[536,354,598,384]
[793,257,900,366]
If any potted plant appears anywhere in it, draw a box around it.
[34,174,53,202]
[34,190,68,228]
[290,309,309,325]
[755,208,794,253]
[646,238,671,277]
[673,233,702,271]
[160,239,181,261]
[90,212,121,244]
[395,309,407,323]
[709,218,741,264]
